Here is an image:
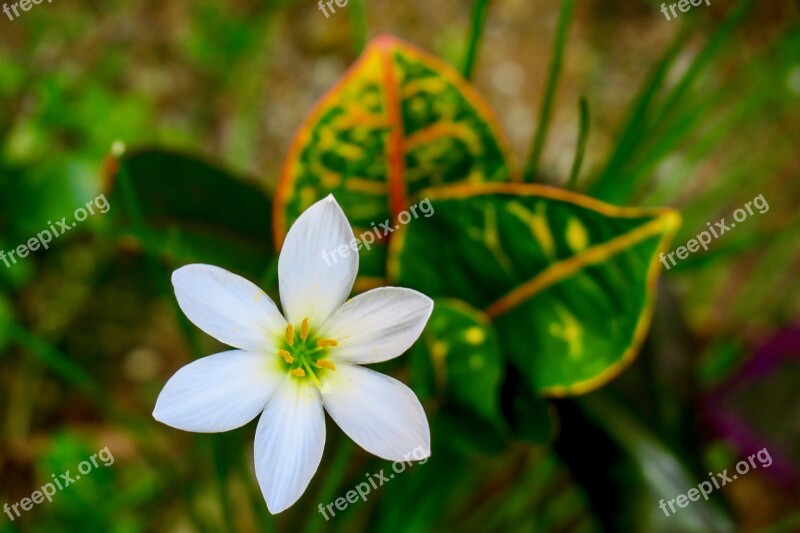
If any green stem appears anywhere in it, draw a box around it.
[350,0,367,55]
[523,0,575,182]
[567,96,590,190]
[462,0,490,80]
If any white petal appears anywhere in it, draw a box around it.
[320,288,433,365]
[172,264,287,352]
[321,365,430,462]
[153,350,284,433]
[278,195,357,326]
[254,379,326,514]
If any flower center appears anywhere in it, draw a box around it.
[277,318,338,387]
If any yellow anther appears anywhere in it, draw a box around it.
[285,324,294,346]
[316,359,336,371]
[316,339,339,347]
[300,318,310,341]
[278,349,294,364]
[291,368,306,377]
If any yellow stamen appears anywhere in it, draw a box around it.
[278,349,294,364]
[317,339,339,347]
[285,324,294,346]
[300,318,310,341]
[291,368,306,377]
[316,359,336,371]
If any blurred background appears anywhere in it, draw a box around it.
[1,0,799,531]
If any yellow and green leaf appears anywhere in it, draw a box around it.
[273,35,517,286]
[389,183,681,397]
[410,298,504,425]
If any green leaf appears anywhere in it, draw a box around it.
[435,406,507,455]
[502,370,556,443]
[274,35,517,286]
[410,298,503,424]
[104,148,274,278]
[390,183,680,396]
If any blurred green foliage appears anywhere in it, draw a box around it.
[1,0,799,532]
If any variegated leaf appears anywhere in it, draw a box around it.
[389,183,680,396]
[274,35,517,286]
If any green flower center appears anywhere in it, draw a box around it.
[277,318,337,387]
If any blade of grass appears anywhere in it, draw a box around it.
[647,0,758,132]
[639,21,799,204]
[350,0,368,55]
[588,22,691,201]
[623,87,760,202]
[567,96,589,190]
[523,0,575,182]
[621,0,761,193]
[590,0,757,203]
[462,0,490,81]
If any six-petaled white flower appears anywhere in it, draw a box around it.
[153,195,433,514]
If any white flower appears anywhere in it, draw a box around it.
[153,195,433,514]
